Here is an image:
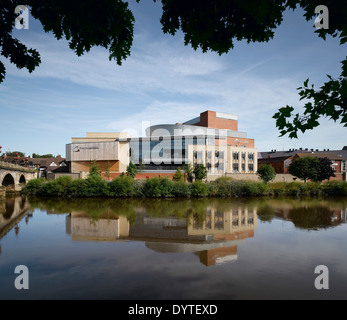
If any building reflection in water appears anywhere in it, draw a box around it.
[0,196,32,255]
[65,204,257,267]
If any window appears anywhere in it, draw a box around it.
[233,152,239,160]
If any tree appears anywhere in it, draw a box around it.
[172,167,184,182]
[193,164,207,181]
[1,0,134,82]
[6,151,25,157]
[288,156,320,182]
[2,1,346,133]
[316,157,336,182]
[183,163,194,183]
[126,161,137,179]
[257,164,276,183]
[89,160,101,177]
[104,161,112,181]
[32,153,54,158]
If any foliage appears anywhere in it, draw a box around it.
[22,176,347,198]
[191,180,208,197]
[32,153,54,158]
[289,156,320,182]
[1,0,134,82]
[172,167,184,182]
[22,177,46,195]
[316,157,336,182]
[172,180,191,197]
[89,160,101,177]
[193,164,207,181]
[143,177,174,198]
[104,161,112,181]
[4,151,25,157]
[183,163,194,183]
[126,161,137,179]
[273,58,347,138]
[289,156,336,183]
[257,164,276,183]
[109,175,135,197]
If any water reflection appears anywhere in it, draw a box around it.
[1,197,347,265]
[256,198,347,230]
[63,199,257,266]
[0,196,31,237]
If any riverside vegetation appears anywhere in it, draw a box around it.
[22,174,347,198]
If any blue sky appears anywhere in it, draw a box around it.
[1,1,346,157]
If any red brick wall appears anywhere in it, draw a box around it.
[101,172,177,181]
[194,111,238,131]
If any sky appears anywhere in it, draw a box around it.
[1,1,346,157]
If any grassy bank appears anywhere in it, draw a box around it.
[22,175,347,198]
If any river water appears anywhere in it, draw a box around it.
[0,196,346,300]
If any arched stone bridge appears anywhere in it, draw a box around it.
[0,161,37,192]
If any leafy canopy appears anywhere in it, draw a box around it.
[1,0,346,134]
[257,164,276,183]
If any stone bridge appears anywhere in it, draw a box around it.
[0,161,37,192]
[0,196,31,242]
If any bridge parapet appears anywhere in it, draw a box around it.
[0,161,36,173]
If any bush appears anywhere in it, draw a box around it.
[172,180,190,197]
[172,167,184,182]
[193,164,207,181]
[321,180,347,196]
[257,164,276,183]
[191,180,208,197]
[144,177,174,197]
[109,175,135,197]
[22,178,45,195]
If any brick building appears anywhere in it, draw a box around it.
[66,110,257,179]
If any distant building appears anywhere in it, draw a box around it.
[2,156,67,178]
[258,147,347,181]
[66,110,257,179]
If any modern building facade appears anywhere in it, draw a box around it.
[66,110,257,178]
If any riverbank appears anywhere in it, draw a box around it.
[21,175,347,198]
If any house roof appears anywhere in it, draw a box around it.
[259,147,347,161]
[258,156,293,163]
[294,153,346,161]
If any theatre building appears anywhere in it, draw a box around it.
[65,110,257,179]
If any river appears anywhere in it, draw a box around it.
[0,196,346,300]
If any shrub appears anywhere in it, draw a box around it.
[172,180,190,197]
[172,167,184,182]
[193,164,207,181]
[191,180,208,197]
[257,164,276,183]
[22,178,46,195]
[144,177,174,197]
[109,175,135,197]
[321,181,347,196]
[126,161,137,178]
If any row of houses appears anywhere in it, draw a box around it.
[258,148,347,181]
[0,155,68,178]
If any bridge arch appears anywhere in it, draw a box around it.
[19,174,26,185]
[2,173,15,187]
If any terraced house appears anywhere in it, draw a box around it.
[65,110,257,179]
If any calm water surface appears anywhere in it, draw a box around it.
[0,196,346,300]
